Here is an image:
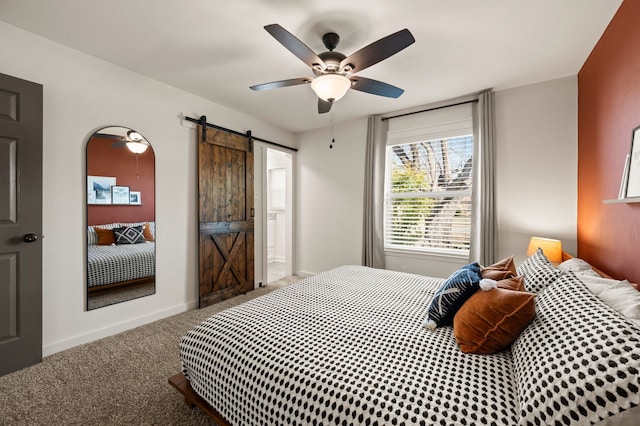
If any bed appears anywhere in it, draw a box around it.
[87,222,155,292]
[171,250,640,425]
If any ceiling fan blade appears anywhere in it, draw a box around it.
[318,99,332,114]
[264,24,325,70]
[349,76,404,98]
[250,77,312,91]
[340,29,415,73]
[95,133,124,140]
[93,133,125,147]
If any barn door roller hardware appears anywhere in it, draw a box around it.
[186,115,298,152]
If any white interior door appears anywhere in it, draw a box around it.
[265,148,293,283]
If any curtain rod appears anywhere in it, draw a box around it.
[184,116,298,152]
[381,99,478,121]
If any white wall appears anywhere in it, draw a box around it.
[295,119,367,275]
[0,22,295,356]
[495,76,577,264]
[296,76,578,276]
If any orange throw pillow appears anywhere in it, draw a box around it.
[481,255,517,280]
[453,288,536,354]
[95,227,116,245]
[142,222,155,241]
[497,276,526,292]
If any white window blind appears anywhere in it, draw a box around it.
[384,103,473,256]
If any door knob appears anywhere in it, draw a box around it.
[23,233,38,243]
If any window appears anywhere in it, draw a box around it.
[384,105,473,256]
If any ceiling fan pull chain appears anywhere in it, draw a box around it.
[330,112,335,149]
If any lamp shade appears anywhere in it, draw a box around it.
[310,74,351,102]
[526,236,562,264]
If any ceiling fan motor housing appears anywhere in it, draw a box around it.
[316,51,347,75]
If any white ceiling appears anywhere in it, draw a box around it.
[0,0,622,133]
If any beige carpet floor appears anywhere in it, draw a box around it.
[0,276,302,426]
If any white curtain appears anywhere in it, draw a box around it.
[363,92,495,268]
[469,90,497,265]
[362,115,388,268]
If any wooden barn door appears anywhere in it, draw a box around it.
[198,126,254,308]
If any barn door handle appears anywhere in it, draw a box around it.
[24,233,38,243]
[251,208,255,218]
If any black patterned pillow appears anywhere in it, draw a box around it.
[422,262,482,330]
[511,272,640,425]
[113,226,145,245]
[516,247,561,293]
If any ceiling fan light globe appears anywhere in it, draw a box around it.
[310,74,351,102]
[126,141,149,154]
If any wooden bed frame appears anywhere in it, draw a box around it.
[168,253,627,424]
[87,275,155,294]
[168,373,231,426]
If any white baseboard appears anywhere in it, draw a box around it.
[42,300,199,357]
[295,270,315,278]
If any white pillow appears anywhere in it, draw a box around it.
[578,275,622,296]
[557,258,640,326]
[556,258,602,279]
[597,280,640,327]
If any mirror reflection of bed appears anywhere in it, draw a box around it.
[86,126,156,310]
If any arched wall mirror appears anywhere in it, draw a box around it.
[86,126,156,310]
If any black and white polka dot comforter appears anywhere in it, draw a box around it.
[179,265,640,425]
[87,242,155,287]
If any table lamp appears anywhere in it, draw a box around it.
[526,236,562,265]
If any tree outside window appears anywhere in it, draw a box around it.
[384,135,473,254]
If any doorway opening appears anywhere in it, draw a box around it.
[266,148,293,283]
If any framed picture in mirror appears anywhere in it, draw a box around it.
[130,191,141,205]
[111,185,130,205]
[87,175,116,204]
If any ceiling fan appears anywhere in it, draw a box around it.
[250,24,415,114]
[100,130,150,154]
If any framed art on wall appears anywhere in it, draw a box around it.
[111,185,130,205]
[618,154,630,199]
[87,176,116,204]
[624,125,640,198]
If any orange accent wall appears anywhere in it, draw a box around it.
[87,135,155,226]
[578,0,640,283]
